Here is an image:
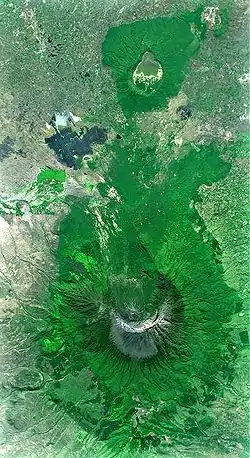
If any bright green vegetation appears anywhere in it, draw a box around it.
[0,168,66,216]
[40,336,64,355]
[40,133,245,455]
[102,9,205,116]
[36,168,66,187]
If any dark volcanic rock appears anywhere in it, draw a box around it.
[45,126,108,169]
[0,136,15,160]
[176,105,192,120]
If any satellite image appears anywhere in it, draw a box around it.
[0,1,249,457]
